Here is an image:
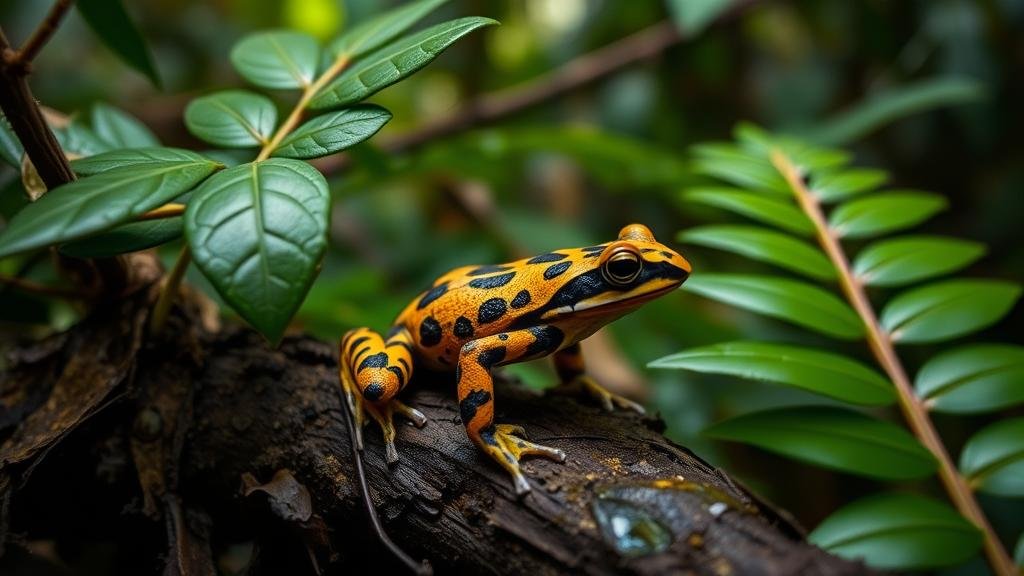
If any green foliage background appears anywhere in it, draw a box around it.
[1,1,1022,573]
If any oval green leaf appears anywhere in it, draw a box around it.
[185,159,329,344]
[91,103,159,149]
[829,191,947,238]
[53,119,110,157]
[185,90,277,148]
[329,0,449,60]
[272,105,392,159]
[231,30,320,89]
[678,225,835,281]
[76,0,160,86]
[0,152,219,259]
[682,188,814,236]
[854,235,986,287]
[0,113,24,168]
[705,407,935,479]
[881,279,1021,343]
[72,147,217,176]
[811,168,887,203]
[311,16,498,110]
[916,344,1024,414]
[690,143,788,195]
[682,273,864,339]
[809,493,982,570]
[959,417,1024,497]
[649,341,894,405]
[60,217,183,258]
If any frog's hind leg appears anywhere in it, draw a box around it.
[553,342,645,414]
[339,327,426,463]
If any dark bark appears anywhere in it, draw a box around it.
[0,289,872,576]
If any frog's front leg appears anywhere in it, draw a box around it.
[553,342,645,414]
[339,327,427,464]
[457,329,567,496]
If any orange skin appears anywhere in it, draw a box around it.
[338,224,691,495]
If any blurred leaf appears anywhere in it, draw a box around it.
[881,279,1021,343]
[805,77,986,145]
[185,90,278,148]
[666,0,736,35]
[72,147,214,176]
[59,217,183,258]
[0,113,24,168]
[682,188,814,236]
[272,105,391,159]
[829,191,947,238]
[329,0,449,59]
[90,103,159,149]
[811,168,888,203]
[733,123,850,172]
[0,155,219,259]
[231,30,320,89]
[682,273,864,339]
[1015,533,1024,567]
[916,345,1024,414]
[691,143,788,195]
[679,225,835,281]
[53,119,110,157]
[959,417,1024,497]
[76,0,160,86]
[649,341,894,405]
[706,407,935,479]
[854,236,986,287]
[311,17,499,110]
[284,0,343,40]
[809,493,982,570]
[185,159,329,344]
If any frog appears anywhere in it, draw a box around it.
[338,223,691,495]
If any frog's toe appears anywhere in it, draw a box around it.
[574,375,646,415]
[392,398,428,428]
[480,424,566,496]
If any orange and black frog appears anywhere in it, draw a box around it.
[338,224,691,495]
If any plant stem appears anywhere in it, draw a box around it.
[150,54,352,332]
[770,150,1016,576]
[150,244,191,333]
[10,0,75,67]
[0,273,84,299]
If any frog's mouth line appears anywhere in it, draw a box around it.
[549,264,689,316]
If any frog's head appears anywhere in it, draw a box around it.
[539,224,691,320]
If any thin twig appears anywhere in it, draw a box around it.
[149,244,191,334]
[9,0,76,68]
[771,150,1016,576]
[0,273,85,299]
[138,203,186,221]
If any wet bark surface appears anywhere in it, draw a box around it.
[0,291,872,575]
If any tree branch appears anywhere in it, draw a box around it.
[8,0,76,68]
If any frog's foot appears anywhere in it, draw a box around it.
[568,375,646,414]
[479,424,566,496]
[360,399,428,464]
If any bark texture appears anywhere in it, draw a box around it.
[0,290,872,575]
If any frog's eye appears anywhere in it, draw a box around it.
[601,245,643,287]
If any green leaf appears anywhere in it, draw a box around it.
[185,159,329,344]
[829,191,947,238]
[59,217,183,258]
[678,225,834,281]
[682,273,863,339]
[53,119,110,157]
[72,147,213,176]
[916,344,1024,414]
[649,341,894,405]
[881,279,1021,343]
[682,188,814,236]
[0,113,24,168]
[666,0,736,35]
[272,104,391,159]
[959,418,1024,497]
[0,154,219,259]
[1015,533,1024,567]
[705,407,935,479]
[811,168,888,203]
[853,235,986,287]
[805,77,985,145]
[311,16,498,110]
[90,103,159,149]
[810,493,982,570]
[185,90,278,148]
[329,0,449,60]
[691,143,788,195]
[230,30,320,89]
[76,0,160,86]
